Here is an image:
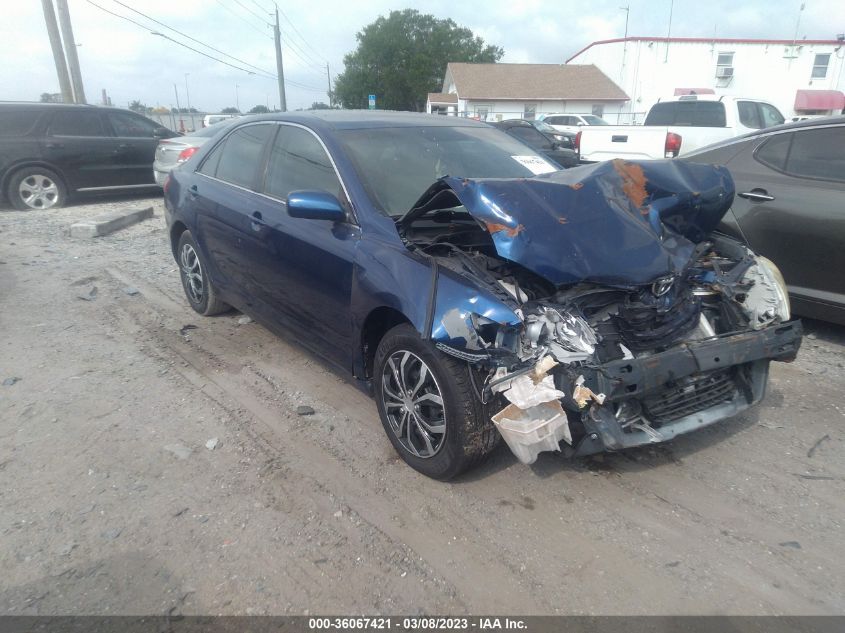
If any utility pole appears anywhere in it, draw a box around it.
[184,73,191,112]
[174,84,184,133]
[664,0,674,63]
[325,63,332,107]
[41,0,73,103]
[235,84,240,112]
[55,0,86,103]
[273,6,287,112]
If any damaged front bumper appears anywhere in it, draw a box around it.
[562,320,802,457]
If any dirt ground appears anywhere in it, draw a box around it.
[1,194,844,616]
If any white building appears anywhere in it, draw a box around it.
[566,36,845,123]
[426,63,629,122]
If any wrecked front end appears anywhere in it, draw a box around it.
[400,159,802,464]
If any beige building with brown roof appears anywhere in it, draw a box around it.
[426,62,629,122]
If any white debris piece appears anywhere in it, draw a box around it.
[501,374,567,409]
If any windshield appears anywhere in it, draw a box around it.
[337,126,557,216]
[533,121,557,133]
[581,115,608,125]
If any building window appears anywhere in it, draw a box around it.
[523,104,537,120]
[591,104,605,118]
[716,52,734,78]
[812,54,830,79]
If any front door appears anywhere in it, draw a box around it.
[247,123,359,369]
[104,111,164,186]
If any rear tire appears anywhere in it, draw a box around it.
[8,167,66,211]
[176,230,230,316]
[374,324,500,480]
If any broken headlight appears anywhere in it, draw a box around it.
[742,256,791,329]
[523,307,598,362]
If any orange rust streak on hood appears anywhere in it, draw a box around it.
[485,222,525,238]
[612,159,648,209]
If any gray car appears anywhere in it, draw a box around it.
[684,116,845,325]
[153,125,224,186]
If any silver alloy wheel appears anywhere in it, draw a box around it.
[18,174,59,209]
[180,243,204,304]
[381,350,446,458]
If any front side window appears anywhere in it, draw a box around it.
[785,127,845,182]
[48,111,104,136]
[263,126,343,201]
[811,54,830,79]
[523,104,537,120]
[212,124,275,189]
[108,112,159,137]
[759,103,785,128]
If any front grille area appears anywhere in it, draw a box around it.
[641,370,737,425]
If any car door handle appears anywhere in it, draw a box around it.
[738,189,775,202]
[251,211,268,230]
[188,184,198,198]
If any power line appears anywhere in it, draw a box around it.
[232,0,271,26]
[85,0,328,96]
[213,0,272,39]
[109,0,277,78]
[85,0,275,79]
[277,5,329,65]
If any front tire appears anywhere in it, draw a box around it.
[374,324,500,480]
[176,230,230,316]
[8,167,66,210]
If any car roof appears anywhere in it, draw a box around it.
[240,110,490,131]
[0,102,148,114]
[685,114,845,157]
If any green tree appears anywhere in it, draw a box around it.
[129,100,146,113]
[248,105,269,114]
[309,102,331,110]
[221,107,240,114]
[333,9,503,112]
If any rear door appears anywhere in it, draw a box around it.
[726,125,845,307]
[42,109,117,190]
[103,111,165,185]
[191,123,277,308]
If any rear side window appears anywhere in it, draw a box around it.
[0,110,41,137]
[785,127,845,183]
[737,101,761,129]
[508,125,548,148]
[212,124,275,189]
[645,101,726,127]
[263,126,342,201]
[755,133,792,171]
[49,111,105,136]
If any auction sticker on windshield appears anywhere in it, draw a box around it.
[511,155,557,175]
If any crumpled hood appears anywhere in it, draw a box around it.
[412,159,735,287]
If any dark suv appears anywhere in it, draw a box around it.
[0,103,177,210]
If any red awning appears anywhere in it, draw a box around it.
[674,88,716,96]
[794,89,845,111]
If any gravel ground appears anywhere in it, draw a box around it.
[1,194,844,616]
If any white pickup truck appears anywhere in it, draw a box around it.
[576,96,785,162]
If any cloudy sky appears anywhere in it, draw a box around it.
[1,0,843,112]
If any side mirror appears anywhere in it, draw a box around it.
[286,190,346,222]
[153,126,171,138]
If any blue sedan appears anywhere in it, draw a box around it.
[164,111,801,479]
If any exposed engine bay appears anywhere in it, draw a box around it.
[397,159,802,463]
